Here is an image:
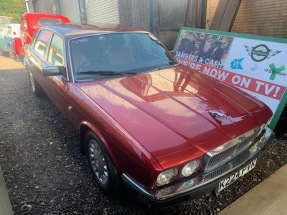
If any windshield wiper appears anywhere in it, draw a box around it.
[120,72,138,76]
[169,60,178,65]
[77,71,124,76]
[77,70,138,77]
[153,64,176,71]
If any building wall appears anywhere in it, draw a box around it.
[231,0,287,38]
[208,0,287,38]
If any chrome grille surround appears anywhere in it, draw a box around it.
[203,125,265,172]
[202,128,269,182]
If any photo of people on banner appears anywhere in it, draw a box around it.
[175,30,234,68]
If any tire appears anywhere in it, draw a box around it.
[28,70,45,96]
[9,51,15,59]
[85,131,119,194]
[14,55,20,62]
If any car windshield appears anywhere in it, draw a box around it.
[69,32,177,82]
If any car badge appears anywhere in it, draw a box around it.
[238,136,245,143]
[208,110,228,119]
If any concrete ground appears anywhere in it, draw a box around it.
[219,164,287,215]
[0,166,13,215]
[0,55,22,215]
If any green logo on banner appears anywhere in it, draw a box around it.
[269,63,285,80]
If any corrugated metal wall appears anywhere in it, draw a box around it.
[32,0,189,30]
[35,0,56,13]
[118,0,150,30]
[85,0,119,24]
[84,0,151,30]
[159,0,188,30]
[58,0,81,23]
[30,0,188,50]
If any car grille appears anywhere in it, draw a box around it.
[203,126,263,172]
[202,129,267,182]
[202,149,250,181]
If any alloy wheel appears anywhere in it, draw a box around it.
[88,139,109,185]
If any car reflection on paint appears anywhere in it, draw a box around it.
[25,23,273,206]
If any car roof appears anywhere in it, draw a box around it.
[42,23,148,40]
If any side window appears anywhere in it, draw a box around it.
[34,30,52,58]
[47,34,64,67]
[30,31,39,49]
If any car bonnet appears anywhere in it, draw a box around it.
[75,66,272,168]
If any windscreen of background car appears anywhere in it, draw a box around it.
[70,33,177,82]
[38,18,65,26]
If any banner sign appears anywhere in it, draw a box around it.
[174,27,287,129]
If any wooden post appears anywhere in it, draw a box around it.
[210,0,242,31]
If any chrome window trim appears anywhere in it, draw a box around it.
[40,27,69,82]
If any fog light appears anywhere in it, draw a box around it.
[155,186,176,199]
[178,178,196,192]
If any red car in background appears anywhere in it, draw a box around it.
[24,21,274,206]
[14,13,70,58]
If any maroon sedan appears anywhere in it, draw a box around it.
[25,23,273,206]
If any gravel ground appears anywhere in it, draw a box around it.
[0,55,287,215]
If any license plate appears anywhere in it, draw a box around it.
[217,159,257,192]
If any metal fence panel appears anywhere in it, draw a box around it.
[58,0,81,23]
[159,0,188,30]
[117,0,150,30]
[85,0,120,24]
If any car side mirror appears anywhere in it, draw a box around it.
[42,66,64,76]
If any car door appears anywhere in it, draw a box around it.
[27,29,53,90]
[44,32,72,113]
[27,29,84,129]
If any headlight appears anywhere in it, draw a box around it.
[156,168,178,186]
[181,159,200,177]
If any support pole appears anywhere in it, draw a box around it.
[200,0,207,29]
[150,0,159,38]
[210,0,242,31]
[78,0,87,24]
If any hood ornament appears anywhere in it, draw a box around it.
[208,110,228,119]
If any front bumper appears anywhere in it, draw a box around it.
[122,128,274,206]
